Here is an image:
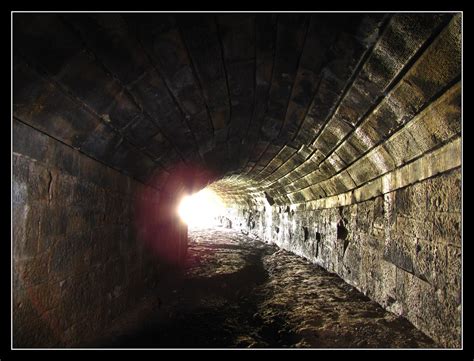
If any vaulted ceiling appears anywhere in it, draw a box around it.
[13,13,461,204]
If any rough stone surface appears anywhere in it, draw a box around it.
[13,120,187,347]
[231,168,461,347]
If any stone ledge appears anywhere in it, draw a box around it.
[306,137,461,210]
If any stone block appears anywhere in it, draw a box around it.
[412,238,447,287]
[14,252,50,289]
[405,15,461,101]
[446,245,461,303]
[13,287,59,347]
[65,207,90,236]
[429,212,461,246]
[426,169,461,213]
[368,146,396,174]
[15,65,99,149]
[374,259,397,309]
[40,204,68,239]
[79,122,123,165]
[124,114,159,145]
[13,203,30,258]
[408,83,460,150]
[396,214,433,240]
[394,266,431,327]
[335,139,359,165]
[384,128,422,167]
[14,203,41,259]
[27,163,52,202]
[383,235,415,274]
[347,156,379,186]
[13,120,52,163]
[49,235,84,274]
[13,156,30,194]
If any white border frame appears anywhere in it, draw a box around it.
[10,9,463,351]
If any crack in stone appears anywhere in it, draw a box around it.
[47,171,53,203]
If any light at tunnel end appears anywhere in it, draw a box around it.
[177,188,226,228]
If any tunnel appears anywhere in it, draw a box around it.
[12,12,462,349]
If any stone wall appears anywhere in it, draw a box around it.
[12,119,185,347]
[232,165,461,347]
[211,14,462,347]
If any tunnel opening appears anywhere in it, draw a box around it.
[12,12,462,349]
[177,188,226,229]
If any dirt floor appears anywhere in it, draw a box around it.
[94,227,437,348]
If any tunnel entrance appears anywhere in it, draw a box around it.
[177,188,226,229]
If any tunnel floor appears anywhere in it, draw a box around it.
[94,227,437,348]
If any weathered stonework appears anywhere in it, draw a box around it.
[230,167,461,347]
[13,120,187,347]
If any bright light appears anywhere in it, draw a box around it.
[178,188,225,228]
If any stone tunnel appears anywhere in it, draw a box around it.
[12,12,462,349]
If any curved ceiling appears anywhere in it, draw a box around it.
[13,13,461,204]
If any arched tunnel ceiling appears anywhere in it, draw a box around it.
[13,13,461,205]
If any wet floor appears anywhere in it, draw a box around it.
[98,227,437,348]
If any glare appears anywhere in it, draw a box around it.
[178,188,225,228]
